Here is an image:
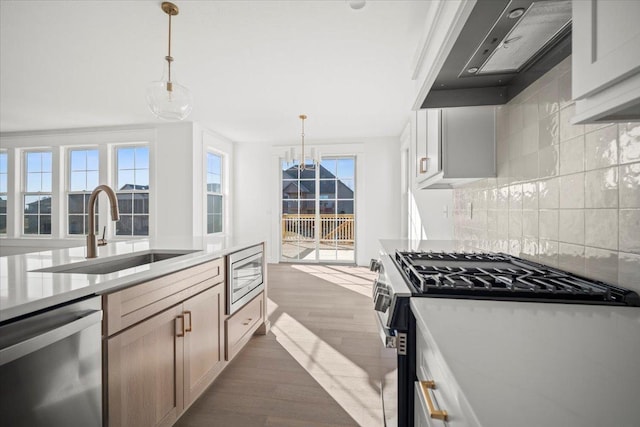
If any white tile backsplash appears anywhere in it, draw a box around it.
[619,210,640,254]
[585,124,618,170]
[619,163,640,208]
[585,209,618,251]
[585,167,618,208]
[619,123,640,164]
[538,114,559,149]
[559,173,585,209]
[559,104,584,143]
[619,252,640,292]
[452,56,640,286]
[585,247,618,284]
[559,210,585,245]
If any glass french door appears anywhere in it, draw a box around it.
[281,156,355,263]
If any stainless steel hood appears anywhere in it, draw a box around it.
[422,0,572,109]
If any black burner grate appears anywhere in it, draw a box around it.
[395,251,640,306]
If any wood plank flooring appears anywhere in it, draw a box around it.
[175,263,396,427]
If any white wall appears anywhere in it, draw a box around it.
[234,137,402,266]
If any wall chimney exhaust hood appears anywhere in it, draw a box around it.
[422,0,572,109]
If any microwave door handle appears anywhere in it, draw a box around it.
[0,310,102,365]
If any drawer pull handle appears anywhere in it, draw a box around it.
[420,380,448,421]
[184,310,193,332]
[176,314,185,337]
[242,318,253,326]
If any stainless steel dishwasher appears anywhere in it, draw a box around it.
[0,296,103,426]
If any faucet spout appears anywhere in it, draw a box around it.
[87,184,120,259]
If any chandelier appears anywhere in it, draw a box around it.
[146,2,193,121]
[285,114,321,171]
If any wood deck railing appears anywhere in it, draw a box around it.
[282,214,354,242]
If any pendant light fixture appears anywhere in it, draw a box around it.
[146,2,193,121]
[285,114,321,171]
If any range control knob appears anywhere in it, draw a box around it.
[374,288,391,312]
[369,259,381,272]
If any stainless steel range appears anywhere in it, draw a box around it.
[372,249,640,427]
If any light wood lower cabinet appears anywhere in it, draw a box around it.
[107,285,223,427]
[107,304,185,427]
[225,293,263,361]
[105,260,225,427]
[104,256,266,427]
[183,285,223,406]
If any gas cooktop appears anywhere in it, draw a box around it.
[394,251,640,306]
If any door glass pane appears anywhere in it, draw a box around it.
[281,157,355,263]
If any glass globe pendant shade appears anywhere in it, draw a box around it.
[146,65,193,121]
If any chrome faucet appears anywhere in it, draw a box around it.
[86,185,120,259]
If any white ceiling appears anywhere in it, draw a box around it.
[0,1,430,143]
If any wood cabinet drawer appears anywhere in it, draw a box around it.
[105,258,224,336]
[225,293,263,360]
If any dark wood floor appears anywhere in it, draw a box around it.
[175,263,395,427]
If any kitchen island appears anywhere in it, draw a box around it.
[0,235,264,322]
[1,236,268,427]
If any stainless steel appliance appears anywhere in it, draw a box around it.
[227,243,264,315]
[372,250,640,427]
[0,296,103,426]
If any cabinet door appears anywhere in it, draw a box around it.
[415,109,428,179]
[573,0,640,99]
[183,285,223,406]
[107,305,184,427]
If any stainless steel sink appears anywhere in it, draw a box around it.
[33,250,200,275]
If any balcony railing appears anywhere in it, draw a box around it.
[282,214,354,243]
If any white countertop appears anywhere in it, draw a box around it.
[0,236,263,322]
[411,297,640,427]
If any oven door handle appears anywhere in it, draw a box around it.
[375,311,396,349]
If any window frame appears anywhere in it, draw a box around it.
[205,150,224,235]
[113,144,151,238]
[65,147,100,237]
[22,149,54,236]
[0,151,8,235]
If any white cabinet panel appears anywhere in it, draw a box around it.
[572,0,640,123]
[418,106,496,189]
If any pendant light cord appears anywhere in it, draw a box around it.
[166,12,173,86]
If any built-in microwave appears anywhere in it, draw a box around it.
[227,244,264,315]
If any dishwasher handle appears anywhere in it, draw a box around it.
[0,310,102,366]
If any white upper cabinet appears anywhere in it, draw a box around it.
[572,0,640,123]
[414,106,496,190]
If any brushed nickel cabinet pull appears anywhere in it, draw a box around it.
[420,380,448,421]
[242,318,253,326]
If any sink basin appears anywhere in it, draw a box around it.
[33,250,200,275]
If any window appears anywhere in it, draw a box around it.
[206,152,223,233]
[24,151,52,235]
[0,152,7,234]
[68,149,99,235]
[115,146,149,236]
